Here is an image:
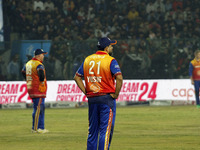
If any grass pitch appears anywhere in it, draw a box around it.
[0,105,200,150]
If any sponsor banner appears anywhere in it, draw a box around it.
[0,79,196,104]
[154,79,194,101]
[47,81,86,102]
[119,79,195,101]
[149,100,172,106]
[50,102,76,108]
[2,103,26,109]
[171,100,195,106]
[0,81,32,104]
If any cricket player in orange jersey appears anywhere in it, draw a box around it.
[74,37,123,150]
[22,49,49,133]
[189,50,200,108]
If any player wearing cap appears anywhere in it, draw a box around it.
[74,37,123,150]
[22,49,49,133]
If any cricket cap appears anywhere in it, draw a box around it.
[34,49,48,56]
[97,37,117,50]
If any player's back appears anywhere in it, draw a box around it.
[83,51,115,97]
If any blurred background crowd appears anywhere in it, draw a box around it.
[1,0,200,81]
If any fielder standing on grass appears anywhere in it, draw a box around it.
[22,49,49,133]
[74,37,123,150]
[189,50,200,108]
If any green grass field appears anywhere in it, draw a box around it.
[0,105,200,150]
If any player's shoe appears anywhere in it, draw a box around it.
[31,129,37,133]
[37,128,49,134]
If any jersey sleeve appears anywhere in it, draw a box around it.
[37,64,44,71]
[37,64,45,81]
[189,62,193,77]
[76,62,84,77]
[110,59,122,76]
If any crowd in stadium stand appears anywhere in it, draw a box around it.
[2,0,200,80]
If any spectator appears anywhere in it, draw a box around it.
[7,54,20,81]
[87,4,95,20]
[63,0,75,16]
[146,1,156,14]
[100,28,110,37]
[153,0,165,13]
[33,0,44,11]
[165,0,172,12]
[138,47,151,78]
[43,55,55,80]
[149,30,156,40]
[120,44,142,79]
[148,20,161,33]
[172,0,183,11]
[77,6,86,21]
[173,49,189,78]
[25,0,33,11]
[63,54,73,80]
[44,0,55,11]
[183,6,192,21]
[54,56,63,80]
[36,25,46,40]
[127,7,139,20]
[119,40,129,54]
[95,0,106,13]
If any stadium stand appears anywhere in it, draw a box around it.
[1,0,200,80]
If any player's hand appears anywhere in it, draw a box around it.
[191,80,194,85]
[39,82,46,92]
[110,93,118,99]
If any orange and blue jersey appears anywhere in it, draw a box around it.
[189,58,200,80]
[22,58,47,98]
[76,51,121,97]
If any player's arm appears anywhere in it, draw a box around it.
[37,65,45,81]
[73,62,86,95]
[110,59,123,99]
[190,76,194,85]
[74,75,86,95]
[189,62,194,85]
[21,65,26,80]
[112,74,123,99]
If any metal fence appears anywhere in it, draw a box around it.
[1,38,198,81]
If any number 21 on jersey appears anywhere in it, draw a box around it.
[89,61,101,75]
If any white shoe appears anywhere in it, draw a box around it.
[37,128,49,134]
[31,129,37,133]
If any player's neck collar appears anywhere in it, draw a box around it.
[96,51,108,55]
[32,57,43,63]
